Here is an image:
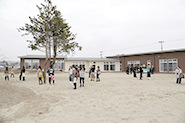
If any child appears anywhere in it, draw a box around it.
[47,65,55,85]
[79,67,85,87]
[10,66,15,78]
[90,65,95,81]
[37,66,43,85]
[4,67,9,81]
[68,66,73,82]
[22,66,26,81]
[147,65,151,80]
[96,66,101,82]
[72,67,78,89]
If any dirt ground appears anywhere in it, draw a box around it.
[0,72,185,123]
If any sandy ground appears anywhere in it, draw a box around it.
[0,72,185,123]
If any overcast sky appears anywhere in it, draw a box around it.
[0,0,185,61]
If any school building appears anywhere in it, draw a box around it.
[108,48,185,73]
[18,48,185,73]
[18,55,121,72]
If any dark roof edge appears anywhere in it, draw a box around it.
[107,48,185,58]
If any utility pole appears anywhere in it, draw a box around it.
[158,41,164,51]
[100,51,103,58]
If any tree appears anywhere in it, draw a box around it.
[18,0,82,83]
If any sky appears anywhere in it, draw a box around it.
[0,0,185,61]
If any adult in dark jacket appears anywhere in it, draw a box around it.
[133,65,137,78]
[140,64,143,80]
[20,66,25,81]
[151,65,155,74]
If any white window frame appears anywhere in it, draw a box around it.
[24,59,32,70]
[159,59,168,72]
[104,62,109,71]
[32,60,39,70]
[110,62,115,71]
[168,59,178,72]
[159,59,178,72]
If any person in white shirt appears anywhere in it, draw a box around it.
[175,66,182,84]
[10,66,15,78]
[68,66,73,82]
[37,66,43,85]
[79,67,85,87]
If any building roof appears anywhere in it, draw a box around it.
[107,48,185,58]
[18,55,67,59]
[64,57,120,61]
[18,55,119,61]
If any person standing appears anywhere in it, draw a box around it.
[90,65,95,81]
[139,64,143,80]
[133,65,137,78]
[151,65,155,74]
[147,65,151,80]
[79,67,85,87]
[89,66,92,78]
[4,67,9,81]
[72,67,78,89]
[10,66,15,78]
[69,66,73,82]
[22,66,26,81]
[37,66,43,85]
[175,66,182,84]
[130,66,133,75]
[19,68,22,81]
[96,66,101,82]
[126,66,129,75]
[47,65,55,85]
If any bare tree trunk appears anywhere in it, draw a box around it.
[43,41,49,84]
[43,25,50,84]
[51,37,57,67]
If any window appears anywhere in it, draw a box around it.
[147,60,151,66]
[79,62,85,68]
[168,59,178,72]
[127,61,140,68]
[24,60,31,70]
[110,62,115,71]
[72,62,78,67]
[32,60,39,69]
[159,59,168,72]
[159,59,178,72]
[104,62,109,71]
[53,60,64,70]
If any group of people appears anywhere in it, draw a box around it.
[2,64,184,86]
[89,65,101,82]
[68,65,101,89]
[36,65,55,85]
[127,64,154,80]
[139,65,154,80]
[126,64,184,84]
[3,66,15,81]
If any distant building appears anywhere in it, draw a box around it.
[18,55,65,71]
[18,55,121,72]
[108,48,185,73]
[0,60,8,67]
[64,57,120,72]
